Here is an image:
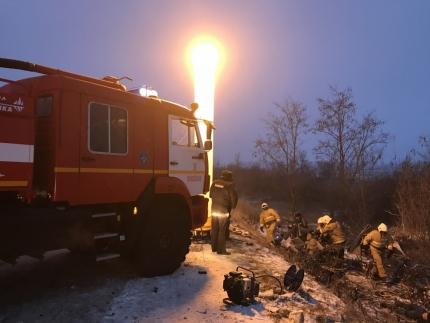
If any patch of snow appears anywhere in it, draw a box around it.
[104,236,346,322]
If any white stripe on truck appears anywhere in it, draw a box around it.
[0,142,34,163]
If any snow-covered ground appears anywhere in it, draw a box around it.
[1,226,427,322]
[103,238,345,323]
[0,232,345,323]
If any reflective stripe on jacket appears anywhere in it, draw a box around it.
[209,179,238,213]
[362,229,389,249]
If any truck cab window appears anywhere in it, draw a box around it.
[171,119,189,146]
[89,103,128,154]
[110,106,127,154]
[36,96,53,117]
[171,118,200,147]
[190,125,200,147]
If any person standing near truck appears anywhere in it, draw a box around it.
[209,170,238,255]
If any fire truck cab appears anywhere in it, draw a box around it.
[0,58,211,276]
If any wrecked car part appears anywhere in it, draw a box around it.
[348,224,372,253]
[381,300,430,322]
[284,265,297,287]
[290,268,305,292]
[272,226,286,246]
[391,241,406,257]
[283,265,305,292]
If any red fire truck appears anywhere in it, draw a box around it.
[0,58,212,276]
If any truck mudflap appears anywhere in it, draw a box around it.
[191,195,209,229]
[0,91,34,192]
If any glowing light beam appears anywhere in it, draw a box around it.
[189,36,223,231]
[190,37,223,122]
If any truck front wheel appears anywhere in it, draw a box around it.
[134,200,191,277]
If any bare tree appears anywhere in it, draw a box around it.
[416,135,430,161]
[254,99,308,209]
[351,113,389,180]
[314,87,356,182]
[314,87,388,183]
[395,159,430,240]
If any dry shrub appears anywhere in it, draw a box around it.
[393,229,430,266]
[232,199,260,226]
[395,160,430,240]
[217,163,397,234]
[230,199,271,247]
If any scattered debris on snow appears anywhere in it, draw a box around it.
[1,222,428,322]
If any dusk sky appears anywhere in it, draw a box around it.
[2,1,429,164]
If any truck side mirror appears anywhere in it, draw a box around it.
[206,125,212,141]
[204,140,212,151]
[203,120,215,141]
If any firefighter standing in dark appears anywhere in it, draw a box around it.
[289,212,308,241]
[209,170,238,255]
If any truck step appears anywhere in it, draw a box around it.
[96,252,121,262]
[91,212,116,218]
[94,232,119,240]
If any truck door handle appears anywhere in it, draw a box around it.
[170,161,178,165]
[192,153,204,160]
[82,156,96,162]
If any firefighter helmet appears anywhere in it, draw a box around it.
[317,215,332,225]
[377,223,388,232]
[261,202,269,210]
[221,170,233,181]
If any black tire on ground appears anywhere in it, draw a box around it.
[134,199,191,277]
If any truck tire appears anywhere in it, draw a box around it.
[134,199,191,277]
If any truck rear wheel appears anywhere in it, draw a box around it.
[134,199,191,277]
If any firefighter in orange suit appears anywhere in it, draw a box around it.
[209,170,238,255]
[259,202,281,243]
[317,214,346,258]
[361,223,393,280]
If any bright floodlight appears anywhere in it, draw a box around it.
[139,87,158,97]
[191,40,221,122]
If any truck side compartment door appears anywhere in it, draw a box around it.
[33,94,56,196]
